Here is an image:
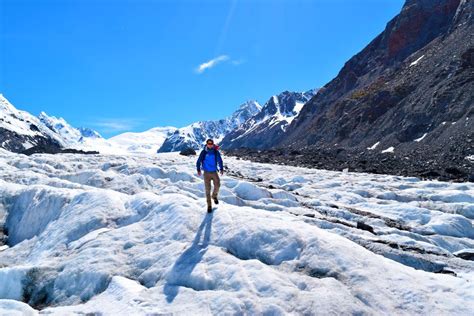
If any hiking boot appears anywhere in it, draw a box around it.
[213,197,219,204]
[207,206,212,213]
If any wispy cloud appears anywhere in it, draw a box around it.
[195,55,246,74]
[88,118,144,133]
[195,55,230,74]
[231,58,246,66]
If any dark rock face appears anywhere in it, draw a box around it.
[21,146,99,156]
[0,127,63,154]
[281,0,472,149]
[454,249,474,261]
[243,0,474,180]
[0,127,98,156]
[179,147,196,156]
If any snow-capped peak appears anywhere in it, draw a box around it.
[78,127,102,139]
[237,100,261,112]
[0,95,110,153]
[0,94,65,146]
[107,126,177,155]
[39,112,81,142]
[254,89,317,124]
[220,88,319,149]
[38,111,103,147]
[229,100,262,126]
[0,94,17,113]
[157,100,262,152]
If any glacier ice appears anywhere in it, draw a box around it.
[0,150,473,315]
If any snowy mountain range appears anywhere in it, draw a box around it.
[0,94,65,153]
[222,89,318,149]
[0,89,317,155]
[38,111,102,145]
[36,109,180,155]
[157,100,261,152]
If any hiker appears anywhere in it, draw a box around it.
[196,139,224,212]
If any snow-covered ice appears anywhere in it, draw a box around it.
[367,141,380,150]
[381,146,395,153]
[414,133,427,142]
[410,55,424,66]
[0,149,473,315]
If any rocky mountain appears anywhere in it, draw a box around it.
[38,109,180,155]
[158,100,261,152]
[280,0,473,154]
[0,94,64,154]
[0,95,105,155]
[221,89,318,149]
[0,94,262,155]
[230,0,472,181]
[0,95,179,155]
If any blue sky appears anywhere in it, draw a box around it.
[0,0,404,137]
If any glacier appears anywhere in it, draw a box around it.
[0,149,473,315]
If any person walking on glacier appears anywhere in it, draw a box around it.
[196,139,224,213]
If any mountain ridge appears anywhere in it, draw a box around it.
[157,99,262,153]
[221,89,318,149]
[226,0,473,182]
[278,0,472,153]
[0,88,316,155]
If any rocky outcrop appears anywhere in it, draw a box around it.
[179,147,197,156]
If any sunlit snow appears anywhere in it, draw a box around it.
[410,55,424,66]
[367,141,380,150]
[381,146,394,153]
[414,133,427,142]
[0,150,473,315]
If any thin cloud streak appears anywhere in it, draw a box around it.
[195,55,245,74]
[195,55,230,74]
[231,58,246,66]
[87,118,145,133]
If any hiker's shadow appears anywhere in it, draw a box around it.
[163,212,214,302]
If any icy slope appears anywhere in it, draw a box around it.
[38,112,103,147]
[0,150,473,315]
[104,126,177,155]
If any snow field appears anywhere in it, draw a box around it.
[0,150,472,315]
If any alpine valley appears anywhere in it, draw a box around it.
[0,0,474,315]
